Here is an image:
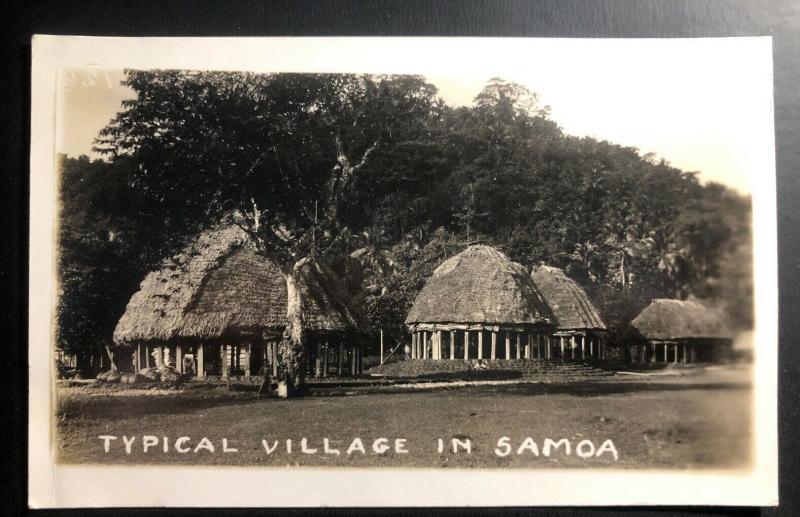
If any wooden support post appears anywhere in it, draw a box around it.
[323,342,329,378]
[220,345,228,378]
[673,343,679,364]
[464,330,470,361]
[525,333,532,359]
[559,336,565,358]
[411,332,417,359]
[588,336,594,359]
[176,344,183,374]
[516,333,522,359]
[243,343,251,377]
[197,344,204,377]
[380,329,385,365]
[450,331,456,360]
[338,342,344,375]
[136,344,142,372]
[570,336,576,360]
[505,332,511,359]
[314,343,321,378]
[422,332,428,359]
[491,331,497,360]
[436,330,443,360]
[477,331,484,360]
[272,341,279,377]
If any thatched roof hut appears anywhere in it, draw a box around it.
[629,299,733,364]
[113,222,366,378]
[404,245,555,361]
[114,224,362,345]
[631,299,731,341]
[406,246,553,327]
[531,265,606,332]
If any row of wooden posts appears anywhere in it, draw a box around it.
[409,330,607,361]
[630,341,700,364]
[132,341,363,378]
[312,341,362,378]
[133,341,281,378]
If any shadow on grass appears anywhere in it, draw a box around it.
[307,369,524,387]
[57,390,263,423]
[456,381,752,398]
[58,376,751,424]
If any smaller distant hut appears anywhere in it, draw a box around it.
[629,299,733,363]
[113,222,365,379]
[531,265,608,360]
[405,246,556,361]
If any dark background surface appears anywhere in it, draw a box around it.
[1,1,798,515]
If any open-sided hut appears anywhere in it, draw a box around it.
[113,223,365,378]
[629,299,733,363]
[405,245,556,361]
[531,265,608,360]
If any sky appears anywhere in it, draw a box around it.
[56,38,775,194]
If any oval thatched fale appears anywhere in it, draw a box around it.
[629,299,734,364]
[531,265,606,332]
[403,245,557,361]
[405,245,554,328]
[112,221,366,379]
[631,299,731,341]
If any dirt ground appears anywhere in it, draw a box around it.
[55,366,752,469]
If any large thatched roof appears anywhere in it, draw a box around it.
[631,299,732,341]
[113,223,363,345]
[405,245,554,326]
[531,265,606,331]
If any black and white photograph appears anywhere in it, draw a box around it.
[28,36,778,507]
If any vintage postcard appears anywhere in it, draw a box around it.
[29,36,778,507]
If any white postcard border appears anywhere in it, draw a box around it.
[29,35,778,508]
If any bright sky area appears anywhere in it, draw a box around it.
[57,38,775,194]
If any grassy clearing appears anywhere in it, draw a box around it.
[56,367,751,469]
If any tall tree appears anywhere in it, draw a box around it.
[96,70,439,391]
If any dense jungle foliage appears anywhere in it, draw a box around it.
[57,71,752,371]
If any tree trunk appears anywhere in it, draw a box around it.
[278,263,306,396]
